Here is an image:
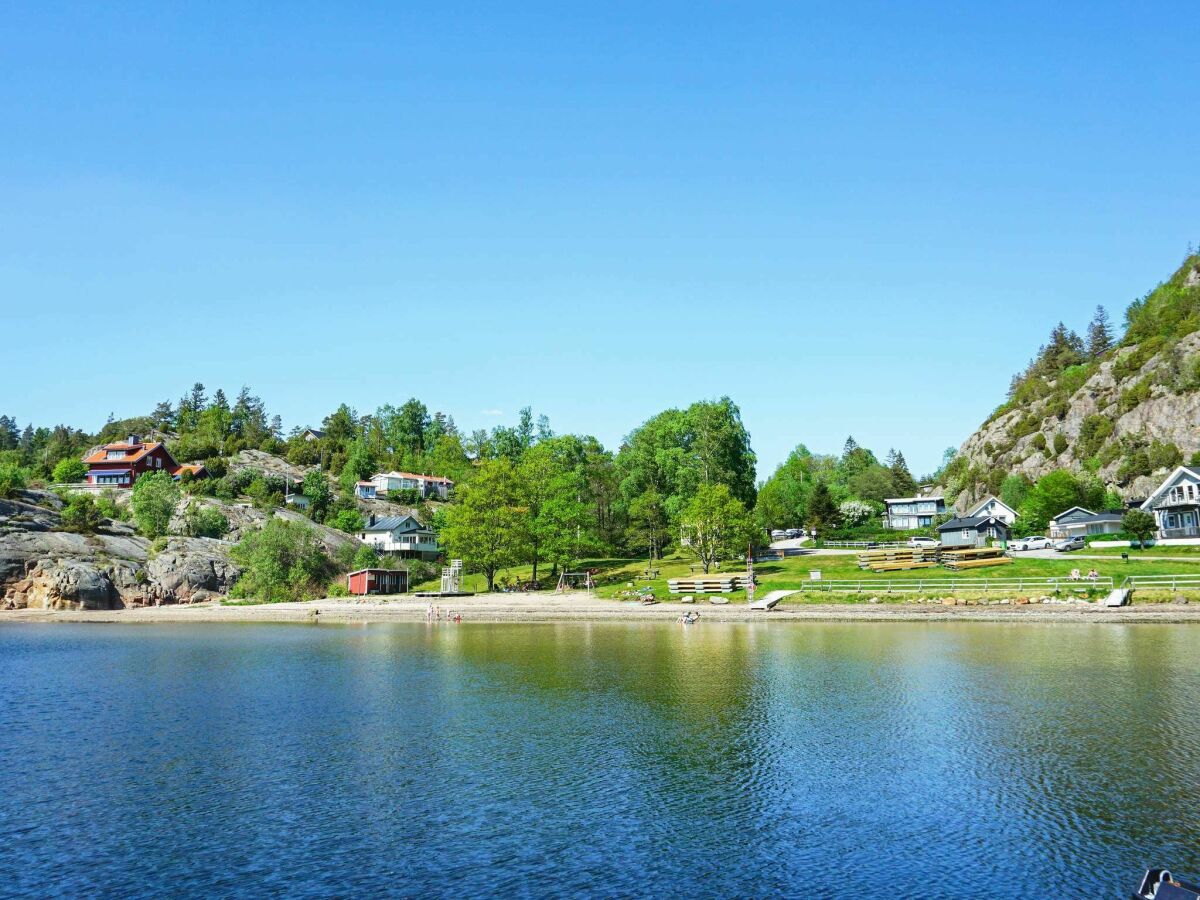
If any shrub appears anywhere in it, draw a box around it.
[1117,378,1152,414]
[330,508,364,533]
[1076,415,1114,460]
[1117,450,1151,483]
[326,582,350,597]
[184,504,230,538]
[51,458,89,483]
[60,495,104,533]
[352,544,381,570]
[0,464,29,499]
[131,472,181,538]
[229,519,335,603]
[94,492,129,521]
[1030,433,1047,452]
[1147,440,1182,472]
[1053,432,1069,456]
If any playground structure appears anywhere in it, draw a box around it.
[416,559,475,598]
[556,570,595,595]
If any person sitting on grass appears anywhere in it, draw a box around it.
[1087,568,1099,582]
[1069,568,1082,581]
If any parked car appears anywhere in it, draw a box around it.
[1053,536,1085,552]
[785,528,803,539]
[907,536,940,549]
[1010,536,1051,551]
[770,530,788,540]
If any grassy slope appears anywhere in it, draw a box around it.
[415,550,1200,601]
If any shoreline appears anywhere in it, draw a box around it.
[4,592,1200,625]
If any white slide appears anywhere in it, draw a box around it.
[749,590,796,610]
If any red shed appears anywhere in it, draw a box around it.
[347,568,409,596]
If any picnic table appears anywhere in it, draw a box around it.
[688,562,723,572]
[638,568,661,581]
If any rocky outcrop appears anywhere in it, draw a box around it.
[228,449,315,483]
[144,537,241,604]
[2,486,357,610]
[0,489,239,610]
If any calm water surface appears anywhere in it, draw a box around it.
[1,621,1198,897]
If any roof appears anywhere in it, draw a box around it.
[347,568,408,576]
[362,514,427,532]
[303,428,326,437]
[84,441,171,465]
[1141,466,1200,509]
[885,495,944,504]
[355,481,375,487]
[1067,511,1124,524]
[938,516,1009,531]
[373,471,454,485]
[1049,506,1095,523]
[173,463,207,476]
[965,495,1018,518]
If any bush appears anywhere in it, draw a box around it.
[184,504,230,538]
[131,472,181,538]
[1147,440,1183,472]
[1117,378,1152,413]
[330,508,364,533]
[229,519,335,603]
[1076,415,1114,461]
[0,464,29,499]
[1030,433,1047,452]
[94,491,129,521]
[1053,432,1069,456]
[51,458,89,483]
[352,544,381,570]
[326,582,350,597]
[60,495,104,533]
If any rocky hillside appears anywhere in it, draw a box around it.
[945,255,1200,508]
[0,489,356,611]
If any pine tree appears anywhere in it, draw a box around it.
[1086,305,1113,358]
[888,449,917,496]
[842,436,859,459]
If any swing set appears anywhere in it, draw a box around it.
[555,570,595,595]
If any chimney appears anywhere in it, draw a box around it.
[369,514,376,526]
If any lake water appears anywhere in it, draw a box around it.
[2,621,1198,897]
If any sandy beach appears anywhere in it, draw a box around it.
[4,592,1200,625]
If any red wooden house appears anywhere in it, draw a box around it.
[83,435,208,488]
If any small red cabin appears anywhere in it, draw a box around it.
[347,568,409,596]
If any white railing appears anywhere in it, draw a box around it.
[797,576,1114,594]
[1124,574,1200,591]
[821,540,908,549]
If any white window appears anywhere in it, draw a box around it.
[962,529,971,541]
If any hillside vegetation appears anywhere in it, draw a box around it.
[943,252,1200,508]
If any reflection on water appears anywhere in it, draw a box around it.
[1,622,1197,896]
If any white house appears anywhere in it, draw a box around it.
[371,471,454,501]
[353,480,377,500]
[964,495,1018,526]
[883,495,947,529]
[358,514,440,560]
[1141,466,1200,539]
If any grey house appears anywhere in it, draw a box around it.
[937,516,1011,548]
[1048,506,1124,539]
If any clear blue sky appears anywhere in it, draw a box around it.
[2,2,1196,478]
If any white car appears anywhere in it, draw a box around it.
[907,536,941,549]
[1010,536,1051,551]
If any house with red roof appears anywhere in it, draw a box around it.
[83,435,208,488]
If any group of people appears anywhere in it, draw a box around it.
[425,602,462,623]
[1068,568,1100,582]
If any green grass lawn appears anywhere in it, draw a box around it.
[413,550,1200,601]
[1076,545,1200,557]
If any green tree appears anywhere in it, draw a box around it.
[60,494,104,533]
[519,440,589,582]
[806,481,841,531]
[338,439,376,493]
[330,508,364,533]
[1086,305,1113,358]
[229,519,335,603]
[885,449,917,496]
[130,472,181,538]
[1122,509,1157,548]
[628,488,670,560]
[1000,474,1033,511]
[753,445,818,530]
[302,470,333,520]
[441,458,529,591]
[848,464,896,505]
[352,544,381,570]
[679,483,754,574]
[52,457,88,483]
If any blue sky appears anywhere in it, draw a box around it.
[2,2,1196,477]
